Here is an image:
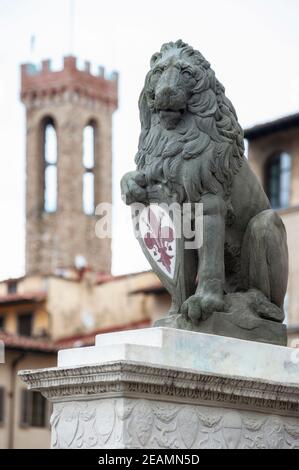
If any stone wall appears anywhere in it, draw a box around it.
[247,124,299,334]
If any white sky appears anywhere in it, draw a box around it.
[0,0,298,279]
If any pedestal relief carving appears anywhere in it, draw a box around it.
[50,399,299,449]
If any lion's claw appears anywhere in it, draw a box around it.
[181,294,224,323]
[120,171,147,205]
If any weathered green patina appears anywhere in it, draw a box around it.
[121,40,288,345]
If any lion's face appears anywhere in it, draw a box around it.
[145,46,205,130]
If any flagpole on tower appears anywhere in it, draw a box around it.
[69,0,75,55]
[29,34,36,63]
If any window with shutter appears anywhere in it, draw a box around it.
[17,313,33,337]
[31,391,46,427]
[20,389,31,427]
[20,390,47,428]
[0,387,4,425]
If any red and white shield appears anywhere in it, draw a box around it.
[138,204,176,279]
[132,202,197,311]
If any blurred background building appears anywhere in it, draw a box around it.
[0,52,298,448]
[245,113,299,341]
[0,55,171,449]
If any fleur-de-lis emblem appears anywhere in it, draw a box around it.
[143,208,174,273]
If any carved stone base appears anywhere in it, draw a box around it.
[49,399,299,449]
[155,311,287,346]
[19,328,299,449]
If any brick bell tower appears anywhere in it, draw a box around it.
[21,57,118,274]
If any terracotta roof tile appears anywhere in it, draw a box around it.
[0,291,46,304]
[130,282,166,295]
[0,331,56,353]
[244,112,299,140]
[55,320,151,348]
[0,320,151,352]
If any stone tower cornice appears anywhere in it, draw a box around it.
[21,56,118,110]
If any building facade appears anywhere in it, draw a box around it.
[0,270,165,342]
[0,344,55,449]
[245,113,299,342]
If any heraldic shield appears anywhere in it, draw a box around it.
[131,203,198,316]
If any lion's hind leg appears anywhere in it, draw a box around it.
[241,209,288,314]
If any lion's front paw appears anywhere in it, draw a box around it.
[181,293,224,323]
[120,171,147,205]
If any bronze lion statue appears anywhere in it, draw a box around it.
[121,40,288,345]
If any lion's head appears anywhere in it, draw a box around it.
[136,40,245,203]
[145,40,212,130]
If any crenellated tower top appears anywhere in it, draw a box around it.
[21,56,118,109]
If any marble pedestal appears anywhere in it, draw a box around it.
[19,328,299,449]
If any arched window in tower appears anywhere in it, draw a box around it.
[83,123,95,215]
[265,152,292,209]
[43,118,57,213]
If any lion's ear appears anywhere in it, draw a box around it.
[138,87,151,131]
[150,52,161,68]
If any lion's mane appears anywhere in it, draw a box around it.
[135,40,245,206]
